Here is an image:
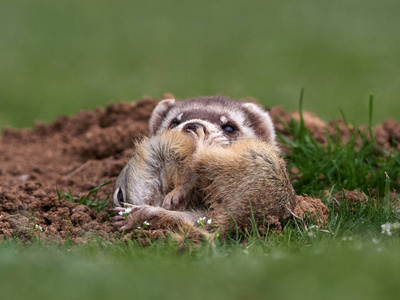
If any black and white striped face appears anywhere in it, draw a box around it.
[149,96,278,149]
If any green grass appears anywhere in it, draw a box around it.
[2,1,400,298]
[57,181,112,213]
[2,230,400,300]
[1,0,400,129]
[2,107,400,299]
[282,96,400,195]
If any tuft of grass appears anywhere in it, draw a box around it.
[56,181,112,213]
[280,96,400,196]
[325,192,398,237]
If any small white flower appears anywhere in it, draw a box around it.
[381,225,391,236]
[207,218,212,225]
[197,217,206,226]
[380,222,400,236]
[119,205,132,219]
[143,220,150,229]
[34,224,43,231]
[372,238,379,244]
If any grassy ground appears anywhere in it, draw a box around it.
[1,0,400,129]
[2,237,400,300]
[2,1,400,299]
[2,109,400,299]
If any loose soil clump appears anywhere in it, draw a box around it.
[1,97,398,244]
[0,97,157,243]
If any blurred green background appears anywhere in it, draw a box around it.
[2,239,400,300]
[1,0,399,130]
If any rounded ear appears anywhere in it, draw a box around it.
[242,102,279,151]
[149,99,176,135]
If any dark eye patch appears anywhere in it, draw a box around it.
[221,124,235,133]
[170,119,180,128]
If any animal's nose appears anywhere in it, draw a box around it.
[184,123,206,134]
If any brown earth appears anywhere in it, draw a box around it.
[1,96,399,244]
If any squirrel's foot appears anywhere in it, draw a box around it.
[114,204,162,231]
[162,188,189,211]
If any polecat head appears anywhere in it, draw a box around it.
[149,96,278,150]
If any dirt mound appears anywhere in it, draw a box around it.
[0,97,157,243]
[293,195,329,225]
[269,107,400,150]
[1,97,399,244]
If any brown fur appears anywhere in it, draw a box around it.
[193,136,296,237]
[115,129,296,240]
